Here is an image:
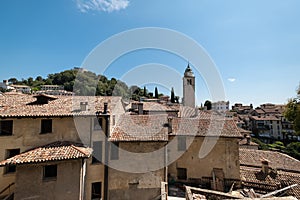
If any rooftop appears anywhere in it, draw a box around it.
[109,114,169,142]
[240,149,300,173]
[0,93,123,117]
[0,141,92,166]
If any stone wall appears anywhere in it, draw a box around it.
[14,160,82,200]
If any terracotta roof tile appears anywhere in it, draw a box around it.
[109,114,169,142]
[170,117,242,138]
[0,141,92,166]
[240,149,300,172]
[241,166,300,198]
[110,112,242,141]
[0,93,123,117]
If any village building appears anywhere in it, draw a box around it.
[240,148,300,199]
[211,101,230,112]
[0,65,299,199]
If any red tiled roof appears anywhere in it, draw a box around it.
[241,166,300,198]
[109,114,169,141]
[240,149,300,172]
[110,112,242,141]
[0,141,92,166]
[170,117,242,138]
[250,115,280,121]
[0,93,123,117]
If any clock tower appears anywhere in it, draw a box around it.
[183,64,195,108]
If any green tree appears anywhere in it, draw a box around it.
[171,87,175,103]
[143,86,147,97]
[284,84,300,135]
[155,87,158,99]
[8,78,18,84]
[204,100,212,110]
[285,142,300,160]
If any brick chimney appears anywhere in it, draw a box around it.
[137,103,143,115]
[246,135,251,145]
[261,158,270,174]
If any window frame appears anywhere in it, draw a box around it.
[43,164,57,180]
[110,142,119,160]
[93,118,102,131]
[177,168,187,180]
[177,136,187,151]
[0,120,13,136]
[4,148,20,174]
[40,119,52,134]
[92,141,103,164]
[91,182,102,199]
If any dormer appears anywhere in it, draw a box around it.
[29,94,58,105]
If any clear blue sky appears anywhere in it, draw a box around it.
[0,0,299,107]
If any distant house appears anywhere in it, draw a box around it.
[0,80,14,90]
[40,85,64,91]
[10,84,31,93]
[211,101,230,112]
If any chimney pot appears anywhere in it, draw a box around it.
[80,102,88,111]
[137,103,143,115]
[246,135,251,145]
[261,158,270,174]
[103,102,108,114]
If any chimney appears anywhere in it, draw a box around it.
[137,103,143,115]
[168,117,173,134]
[131,103,138,110]
[246,135,251,145]
[103,102,108,114]
[80,102,88,111]
[261,159,270,174]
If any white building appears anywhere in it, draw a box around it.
[11,85,31,93]
[212,101,230,112]
[40,85,64,91]
[0,80,14,90]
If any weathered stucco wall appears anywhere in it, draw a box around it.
[108,142,167,200]
[14,160,82,200]
[0,116,108,199]
[168,136,240,182]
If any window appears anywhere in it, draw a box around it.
[187,79,192,85]
[177,136,186,151]
[41,119,52,134]
[112,115,116,126]
[177,168,187,180]
[91,182,102,200]
[43,165,57,180]
[94,118,102,130]
[92,141,103,164]
[0,120,13,136]
[5,149,20,173]
[110,142,119,160]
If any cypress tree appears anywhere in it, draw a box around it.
[155,87,158,98]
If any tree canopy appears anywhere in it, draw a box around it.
[5,68,169,101]
[284,84,300,135]
[204,100,212,110]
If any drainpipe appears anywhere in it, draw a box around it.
[103,107,110,200]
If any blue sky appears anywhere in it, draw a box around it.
[0,0,299,107]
